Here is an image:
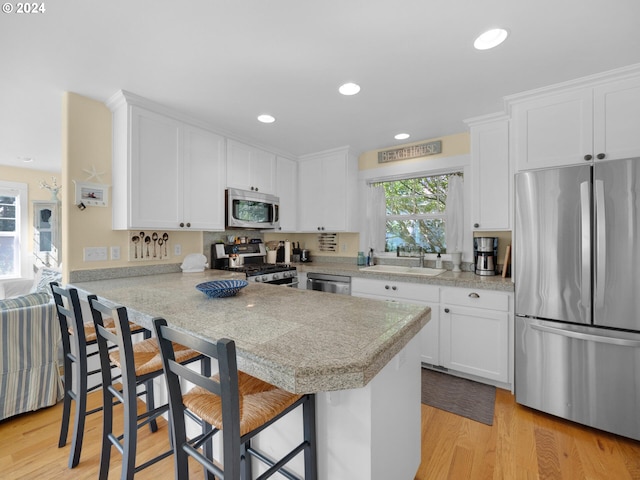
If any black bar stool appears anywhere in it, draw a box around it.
[89,296,203,480]
[50,282,150,469]
[153,317,317,480]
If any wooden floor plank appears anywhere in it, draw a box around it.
[1,387,640,479]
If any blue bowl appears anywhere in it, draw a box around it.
[196,280,248,298]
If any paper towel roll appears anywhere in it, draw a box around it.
[284,240,291,263]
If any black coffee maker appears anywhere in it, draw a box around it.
[474,237,498,276]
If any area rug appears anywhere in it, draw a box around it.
[421,368,496,426]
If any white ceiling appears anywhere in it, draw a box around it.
[2,0,640,172]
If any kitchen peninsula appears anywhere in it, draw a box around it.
[71,270,431,480]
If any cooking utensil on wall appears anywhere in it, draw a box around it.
[132,235,139,259]
[152,232,159,257]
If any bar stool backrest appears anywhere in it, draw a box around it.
[153,317,242,479]
[88,296,138,406]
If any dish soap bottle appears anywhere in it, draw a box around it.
[435,253,443,269]
[367,248,375,266]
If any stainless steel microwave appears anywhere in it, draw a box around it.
[225,188,280,229]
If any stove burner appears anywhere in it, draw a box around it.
[218,263,298,285]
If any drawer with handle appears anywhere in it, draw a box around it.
[441,287,510,311]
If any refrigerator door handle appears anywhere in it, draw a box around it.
[531,322,640,347]
[595,179,606,310]
[580,181,591,311]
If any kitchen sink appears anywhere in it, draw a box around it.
[360,265,446,276]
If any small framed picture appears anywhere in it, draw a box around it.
[73,181,110,207]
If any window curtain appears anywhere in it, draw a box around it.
[367,185,386,252]
[445,175,464,253]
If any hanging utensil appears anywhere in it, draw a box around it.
[145,236,151,257]
[131,235,139,259]
[157,238,164,258]
[152,232,159,257]
[162,232,169,256]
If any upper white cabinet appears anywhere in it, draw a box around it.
[297,147,358,232]
[466,113,510,230]
[226,139,276,194]
[509,70,640,171]
[275,156,298,231]
[108,91,226,231]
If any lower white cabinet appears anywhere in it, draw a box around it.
[352,277,513,386]
[351,277,440,365]
[440,287,510,383]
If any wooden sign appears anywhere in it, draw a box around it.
[378,140,442,163]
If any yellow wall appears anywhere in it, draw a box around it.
[358,132,470,170]
[0,165,61,272]
[62,92,202,281]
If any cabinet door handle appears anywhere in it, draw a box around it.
[179,222,184,227]
[468,292,480,298]
[444,308,450,313]
[596,153,606,160]
[474,223,479,228]
[392,286,397,291]
[385,285,390,290]
[584,154,593,161]
[186,222,191,228]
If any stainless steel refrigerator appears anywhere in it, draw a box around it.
[515,157,640,441]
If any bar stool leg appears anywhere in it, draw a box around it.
[122,385,138,480]
[68,365,89,468]
[98,385,113,480]
[57,353,72,448]
[303,395,318,480]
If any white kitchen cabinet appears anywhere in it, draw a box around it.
[109,92,226,231]
[351,277,440,365]
[509,72,640,171]
[182,125,226,230]
[297,147,358,232]
[440,287,510,383]
[275,155,297,231]
[466,113,511,230]
[226,139,276,194]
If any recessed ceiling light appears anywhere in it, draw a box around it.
[257,114,276,124]
[339,82,361,96]
[19,156,34,163]
[474,28,509,50]
[394,133,410,140]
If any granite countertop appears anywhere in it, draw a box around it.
[71,270,430,394]
[293,262,515,292]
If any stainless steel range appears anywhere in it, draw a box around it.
[211,242,298,287]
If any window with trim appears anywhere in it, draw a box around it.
[0,182,27,278]
[380,173,460,254]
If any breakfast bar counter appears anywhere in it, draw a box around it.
[71,270,430,480]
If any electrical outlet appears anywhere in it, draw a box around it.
[174,244,181,256]
[110,246,120,260]
[84,247,108,262]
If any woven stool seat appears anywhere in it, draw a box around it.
[185,371,303,436]
[83,318,145,343]
[109,339,199,377]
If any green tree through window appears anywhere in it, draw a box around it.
[381,174,458,253]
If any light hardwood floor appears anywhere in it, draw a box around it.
[1,388,639,479]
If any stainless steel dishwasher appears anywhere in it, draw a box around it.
[306,272,351,295]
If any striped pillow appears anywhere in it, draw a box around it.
[0,293,52,310]
[30,267,62,295]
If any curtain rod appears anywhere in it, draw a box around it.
[367,170,464,186]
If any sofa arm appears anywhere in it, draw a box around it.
[0,301,63,420]
[0,278,34,300]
